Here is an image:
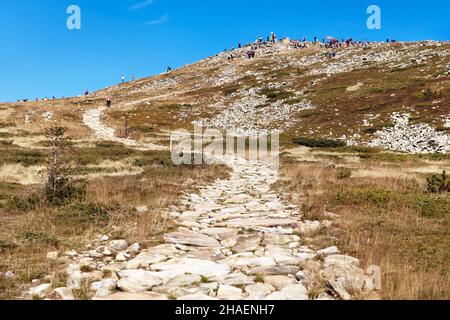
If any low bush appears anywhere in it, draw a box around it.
[293,137,346,148]
[426,171,450,194]
[56,202,112,230]
[412,195,450,219]
[5,195,40,211]
[336,167,352,180]
[22,232,60,246]
[333,187,392,207]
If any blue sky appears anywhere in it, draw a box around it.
[0,0,449,102]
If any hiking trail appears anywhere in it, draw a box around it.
[35,106,382,300]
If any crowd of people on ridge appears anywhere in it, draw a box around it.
[222,32,398,60]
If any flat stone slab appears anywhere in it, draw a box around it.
[94,292,168,300]
[164,231,220,247]
[117,270,163,293]
[232,234,262,253]
[250,265,300,276]
[151,258,231,279]
[265,284,309,300]
[220,217,299,228]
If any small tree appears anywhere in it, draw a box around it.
[41,126,81,204]
[426,171,450,194]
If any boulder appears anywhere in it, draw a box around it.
[117,270,163,292]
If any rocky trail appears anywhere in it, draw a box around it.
[82,106,165,151]
[24,106,381,300]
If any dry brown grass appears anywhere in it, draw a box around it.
[0,149,228,299]
[279,148,450,300]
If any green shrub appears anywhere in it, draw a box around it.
[413,195,450,219]
[334,187,392,207]
[56,202,111,229]
[336,167,352,180]
[22,232,60,246]
[426,171,450,194]
[293,137,346,148]
[259,88,293,101]
[134,151,173,167]
[5,195,40,211]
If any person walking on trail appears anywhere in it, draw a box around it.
[106,97,111,109]
[121,75,125,83]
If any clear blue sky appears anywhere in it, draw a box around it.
[0,0,449,102]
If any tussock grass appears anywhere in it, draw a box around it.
[0,148,228,299]
[279,149,450,300]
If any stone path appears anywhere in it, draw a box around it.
[26,107,380,300]
[82,106,165,150]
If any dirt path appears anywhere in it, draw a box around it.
[82,106,166,150]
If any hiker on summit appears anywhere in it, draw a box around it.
[121,75,125,83]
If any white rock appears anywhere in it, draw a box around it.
[109,240,128,252]
[217,285,243,300]
[164,230,220,247]
[151,258,231,279]
[220,272,255,286]
[128,243,141,255]
[91,278,117,297]
[324,255,360,268]
[115,253,127,262]
[245,283,274,300]
[317,246,341,256]
[265,284,309,300]
[263,275,297,291]
[117,270,163,292]
[95,292,168,300]
[29,283,52,298]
